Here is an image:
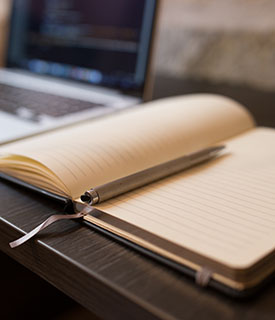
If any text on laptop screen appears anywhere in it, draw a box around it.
[7,0,157,92]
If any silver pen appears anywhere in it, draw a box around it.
[81,145,225,205]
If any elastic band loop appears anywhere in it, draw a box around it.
[195,267,213,287]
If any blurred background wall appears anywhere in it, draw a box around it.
[0,0,10,67]
[155,0,275,92]
[0,0,274,93]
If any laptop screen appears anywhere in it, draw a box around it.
[7,0,157,94]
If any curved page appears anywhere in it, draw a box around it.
[0,94,254,199]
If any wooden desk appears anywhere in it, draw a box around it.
[1,78,275,319]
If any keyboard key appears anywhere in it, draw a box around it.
[0,83,104,119]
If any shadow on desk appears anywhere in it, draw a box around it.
[0,251,98,320]
[0,177,275,319]
[153,76,275,128]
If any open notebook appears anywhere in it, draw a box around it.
[0,94,274,296]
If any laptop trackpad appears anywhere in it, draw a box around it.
[0,111,41,144]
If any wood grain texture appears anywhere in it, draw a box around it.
[0,178,275,320]
[1,79,275,319]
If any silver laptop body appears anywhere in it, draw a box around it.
[0,0,158,144]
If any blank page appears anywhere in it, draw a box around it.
[0,94,253,199]
[95,128,275,269]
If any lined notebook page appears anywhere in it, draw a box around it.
[95,128,275,269]
[0,94,253,199]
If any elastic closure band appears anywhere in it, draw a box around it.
[195,267,213,287]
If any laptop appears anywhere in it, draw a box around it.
[0,0,158,144]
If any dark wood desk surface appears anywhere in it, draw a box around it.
[1,77,275,320]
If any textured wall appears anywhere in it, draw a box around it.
[155,0,275,90]
[0,0,10,66]
[1,0,274,91]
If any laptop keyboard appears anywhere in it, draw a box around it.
[0,83,104,120]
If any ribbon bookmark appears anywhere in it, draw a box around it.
[9,206,93,248]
